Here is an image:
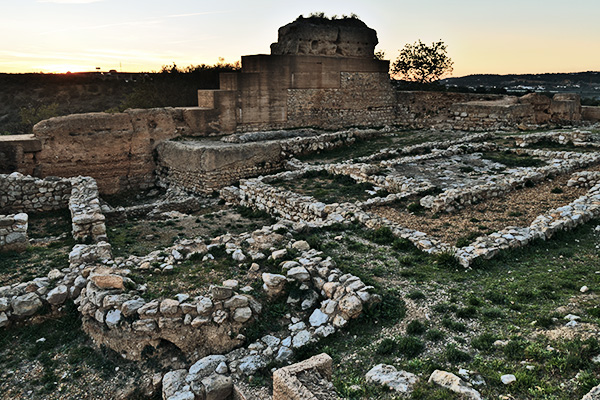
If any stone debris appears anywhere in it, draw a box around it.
[501,374,517,385]
[428,370,482,400]
[365,364,419,393]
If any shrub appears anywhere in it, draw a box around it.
[396,336,425,358]
[407,290,426,300]
[445,344,471,363]
[376,338,397,355]
[425,329,444,342]
[471,333,497,351]
[406,320,427,335]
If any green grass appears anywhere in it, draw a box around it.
[481,150,545,168]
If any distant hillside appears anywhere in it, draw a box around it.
[441,71,600,101]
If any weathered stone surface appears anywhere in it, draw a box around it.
[46,285,68,305]
[309,309,329,327]
[162,369,189,400]
[428,370,481,400]
[338,294,362,319]
[160,299,180,315]
[201,373,232,400]
[105,309,122,328]
[239,354,267,375]
[90,274,124,290]
[11,293,43,317]
[271,17,378,58]
[366,364,418,393]
[232,307,252,323]
[189,354,227,378]
[582,384,600,400]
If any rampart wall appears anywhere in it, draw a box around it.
[0,172,72,213]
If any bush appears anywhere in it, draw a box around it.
[396,336,425,358]
[471,333,497,351]
[376,338,397,355]
[425,329,444,342]
[406,320,427,335]
[407,290,426,300]
[445,344,471,363]
[368,227,395,245]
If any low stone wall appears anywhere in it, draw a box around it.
[421,148,600,213]
[568,171,600,188]
[69,177,107,243]
[0,172,72,213]
[0,213,28,252]
[156,129,383,195]
[456,182,600,266]
[512,130,593,147]
[582,106,600,122]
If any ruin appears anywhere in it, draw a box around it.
[1,15,600,400]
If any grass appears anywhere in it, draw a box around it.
[481,150,545,168]
[271,170,389,204]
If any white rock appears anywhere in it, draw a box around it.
[232,249,246,261]
[189,355,227,378]
[105,309,122,328]
[309,309,329,327]
[501,374,516,385]
[292,330,312,348]
[580,286,590,293]
[366,364,419,393]
[428,370,481,399]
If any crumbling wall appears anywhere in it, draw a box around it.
[0,172,72,213]
[273,353,335,400]
[0,213,28,252]
[69,177,107,243]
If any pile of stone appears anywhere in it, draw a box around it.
[0,262,91,328]
[0,213,28,252]
[160,240,378,400]
[69,176,107,242]
[0,172,72,213]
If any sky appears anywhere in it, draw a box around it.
[1,0,599,77]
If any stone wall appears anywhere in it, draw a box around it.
[582,106,600,122]
[0,213,28,252]
[69,177,107,243]
[156,129,381,195]
[286,72,396,129]
[0,172,72,213]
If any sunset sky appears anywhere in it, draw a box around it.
[2,0,599,77]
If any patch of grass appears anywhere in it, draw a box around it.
[481,150,545,168]
[441,316,466,332]
[455,306,478,319]
[376,338,397,355]
[471,333,498,351]
[367,226,395,245]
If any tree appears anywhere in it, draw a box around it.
[392,40,453,83]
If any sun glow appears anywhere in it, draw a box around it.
[35,64,97,73]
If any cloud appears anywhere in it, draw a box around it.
[37,0,104,4]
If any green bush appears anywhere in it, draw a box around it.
[445,344,471,363]
[471,333,497,351]
[406,320,427,335]
[396,336,425,358]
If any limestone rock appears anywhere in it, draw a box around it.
[582,384,600,400]
[162,369,189,399]
[428,370,481,400]
[201,373,232,400]
[338,294,363,319]
[239,354,267,375]
[232,307,252,323]
[309,309,329,327]
[11,293,43,317]
[46,285,68,305]
[90,274,124,290]
[189,355,227,378]
[366,364,418,393]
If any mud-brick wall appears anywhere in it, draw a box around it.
[286,72,396,129]
[0,172,72,213]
